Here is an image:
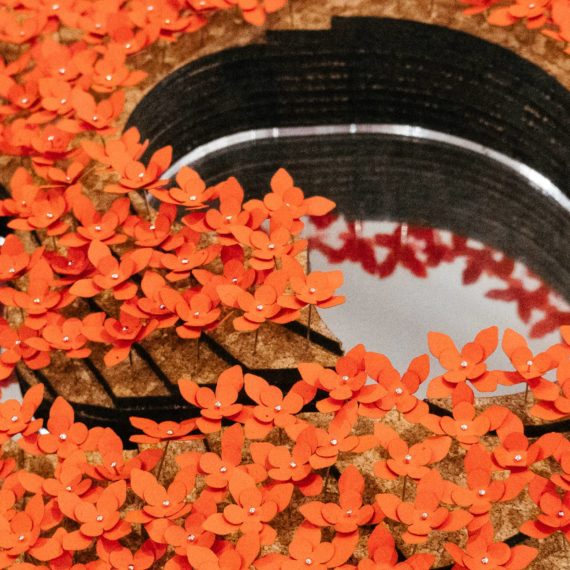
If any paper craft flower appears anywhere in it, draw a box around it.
[203,470,291,545]
[179,365,245,433]
[218,278,299,332]
[531,358,570,420]
[164,288,221,339]
[298,344,385,415]
[374,431,451,481]
[339,525,434,570]
[0,494,62,564]
[242,374,305,438]
[244,168,335,235]
[377,471,473,544]
[250,437,323,496]
[183,177,264,242]
[0,234,39,282]
[104,146,171,194]
[0,322,51,381]
[287,404,376,469]
[421,385,491,446]
[0,259,74,330]
[59,194,129,248]
[58,480,131,550]
[492,431,563,485]
[520,478,570,540]
[70,241,152,300]
[150,165,215,208]
[186,533,260,570]
[427,327,500,397]
[121,271,178,328]
[126,468,194,530]
[129,416,202,444]
[255,523,355,570]
[500,328,559,401]
[279,257,345,311]
[185,424,265,495]
[82,310,159,366]
[359,353,429,422]
[449,444,525,531]
[162,495,216,557]
[299,465,373,532]
[96,538,166,570]
[446,522,538,570]
[30,397,90,458]
[41,317,91,359]
[551,442,570,491]
[0,384,44,444]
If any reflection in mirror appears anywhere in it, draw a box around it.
[165,128,570,397]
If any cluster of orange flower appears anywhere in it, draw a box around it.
[0,332,568,568]
[0,162,341,375]
[459,0,570,53]
[0,0,287,158]
[309,218,570,338]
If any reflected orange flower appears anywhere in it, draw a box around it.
[377,471,473,544]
